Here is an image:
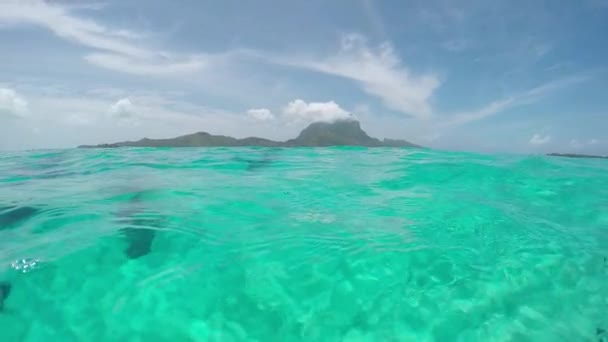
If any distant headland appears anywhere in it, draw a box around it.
[78,120,422,148]
[547,153,607,159]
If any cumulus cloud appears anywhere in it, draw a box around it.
[108,98,135,119]
[0,87,28,118]
[272,34,439,119]
[588,138,599,145]
[529,133,551,145]
[0,0,207,76]
[283,99,352,123]
[247,108,274,121]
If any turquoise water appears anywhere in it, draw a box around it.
[0,148,607,341]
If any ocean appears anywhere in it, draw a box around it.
[0,147,607,341]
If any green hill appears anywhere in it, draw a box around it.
[79,119,420,148]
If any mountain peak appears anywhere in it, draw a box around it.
[287,119,377,147]
[304,118,362,131]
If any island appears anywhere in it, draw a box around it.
[78,119,421,148]
[547,153,608,159]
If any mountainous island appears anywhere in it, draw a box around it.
[78,120,421,148]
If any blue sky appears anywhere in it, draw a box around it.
[0,0,606,153]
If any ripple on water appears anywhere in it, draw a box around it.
[0,148,606,341]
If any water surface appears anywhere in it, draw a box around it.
[0,148,607,341]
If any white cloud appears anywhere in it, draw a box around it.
[247,108,274,121]
[447,98,515,126]
[0,86,302,150]
[0,0,206,75]
[0,1,146,57]
[84,53,207,76]
[283,99,352,123]
[108,98,135,119]
[445,74,590,126]
[588,138,599,145]
[529,133,551,145]
[271,34,440,119]
[0,87,28,118]
[523,75,588,99]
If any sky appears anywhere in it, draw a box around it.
[0,0,607,154]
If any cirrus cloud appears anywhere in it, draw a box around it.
[0,0,208,76]
[269,34,440,119]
